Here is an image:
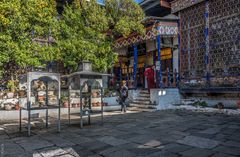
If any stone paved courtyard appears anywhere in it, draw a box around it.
[0,110,240,157]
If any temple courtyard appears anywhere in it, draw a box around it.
[0,110,240,157]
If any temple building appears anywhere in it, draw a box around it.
[171,0,240,94]
[113,0,179,89]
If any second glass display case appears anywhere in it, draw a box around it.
[66,61,109,128]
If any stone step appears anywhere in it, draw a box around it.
[133,97,150,101]
[138,93,150,98]
[130,101,156,105]
[131,100,151,105]
[129,103,157,109]
[127,107,156,112]
[139,90,149,94]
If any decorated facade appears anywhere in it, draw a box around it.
[172,0,240,93]
[113,17,179,89]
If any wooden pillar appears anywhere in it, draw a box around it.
[119,57,122,87]
[156,28,162,88]
[178,11,181,86]
[133,45,138,88]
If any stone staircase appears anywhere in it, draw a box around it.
[128,90,157,112]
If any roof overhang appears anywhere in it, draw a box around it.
[140,0,174,17]
[171,0,205,13]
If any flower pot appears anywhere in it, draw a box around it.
[92,92,98,98]
[7,92,14,99]
[63,102,69,108]
[38,96,45,101]
[18,90,26,97]
[48,91,54,96]
[92,102,97,107]
[72,104,77,108]
[38,91,45,96]
[15,104,20,110]
[4,103,12,110]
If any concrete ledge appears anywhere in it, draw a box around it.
[150,88,181,110]
[182,98,240,108]
[0,106,121,122]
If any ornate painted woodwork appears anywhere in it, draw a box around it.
[114,22,178,49]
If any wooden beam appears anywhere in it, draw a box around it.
[144,1,160,11]
[160,0,171,8]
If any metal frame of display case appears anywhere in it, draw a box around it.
[66,61,109,128]
[19,72,61,136]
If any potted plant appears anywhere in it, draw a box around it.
[72,103,77,108]
[6,80,17,99]
[92,91,98,98]
[18,90,26,97]
[104,88,110,97]
[61,95,69,108]
[4,103,13,110]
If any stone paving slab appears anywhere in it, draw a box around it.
[146,151,179,157]
[0,110,240,157]
[213,145,240,156]
[128,135,157,145]
[221,140,240,148]
[62,147,80,157]
[160,143,193,153]
[15,137,54,152]
[199,127,221,134]
[177,135,219,149]
[179,147,214,157]
[97,136,129,146]
[37,146,68,157]
[211,153,236,157]
[41,134,75,147]
[103,150,135,157]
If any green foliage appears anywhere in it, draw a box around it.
[0,0,58,79]
[0,0,145,78]
[58,0,111,72]
[192,101,208,107]
[105,0,145,38]
[58,0,145,72]
[60,94,68,103]
[6,79,18,92]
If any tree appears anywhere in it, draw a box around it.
[0,0,58,85]
[58,0,145,72]
[105,0,145,38]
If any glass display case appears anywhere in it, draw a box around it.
[65,61,109,128]
[19,71,61,136]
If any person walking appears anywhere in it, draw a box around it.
[119,81,128,113]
